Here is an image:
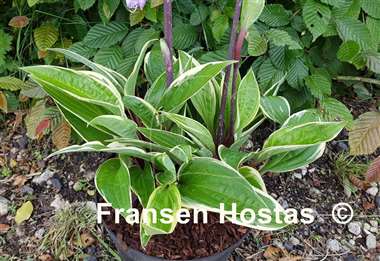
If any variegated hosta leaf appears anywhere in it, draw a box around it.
[159,61,233,111]
[349,112,380,155]
[260,96,290,125]
[49,48,127,93]
[239,166,267,193]
[89,115,137,138]
[162,112,215,153]
[22,65,124,115]
[143,184,181,236]
[236,69,260,132]
[95,157,132,219]
[178,157,287,230]
[258,121,345,160]
[260,144,326,173]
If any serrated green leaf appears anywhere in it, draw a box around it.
[259,4,290,27]
[173,24,198,50]
[83,22,128,48]
[266,29,301,50]
[361,0,380,19]
[34,24,59,51]
[336,17,374,51]
[303,0,331,41]
[94,46,124,70]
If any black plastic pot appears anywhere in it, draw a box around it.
[106,227,247,261]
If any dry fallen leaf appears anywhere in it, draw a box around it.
[0,224,10,233]
[15,201,33,224]
[264,246,282,260]
[13,175,28,187]
[8,16,29,28]
[80,232,96,247]
[366,156,380,183]
[38,254,53,261]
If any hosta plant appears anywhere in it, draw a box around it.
[22,0,345,250]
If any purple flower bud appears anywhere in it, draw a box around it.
[125,0,147,9]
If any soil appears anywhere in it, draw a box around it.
[106,208,248,260]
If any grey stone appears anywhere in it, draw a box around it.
[370,220,378,228]
[366,234,376,249]
[310,188,322,198]
[20,185,34,195]
[34,228,45,239]
[85,201,97,213]
[289,236,300,246]
[50,195,69,211]
[48,178,62,191]
[293,173,303,179]
[348,222,361,236]
[366,187,379,197]
[0,196,9,217]
[326,239,341,252]
[32,169,54,184]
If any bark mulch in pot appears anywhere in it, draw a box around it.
[105,209,248,260]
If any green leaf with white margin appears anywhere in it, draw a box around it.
[89,115,137,138]
[26,73,115,136]
[130,165,155,207]
[143,184,181,236]
[95,158,132,218]
[260,96,290,124]
[49,48,127,94]
[178,157,286,230]
[303,0,331,41]
[261,143,326,173]
[218,145,251,170]
[138,128,195,148]
[159,61,233,111]
[58,105,112,142]
[22,66,124,115]
[190,76,217,133]
[260,109,326,173]
[48,141,156,162]
[236,69,260,132]
[240,0,265,30]
[123,95,160,128]
[125,39,157,95]
[239,166,267,193]
[169,145,193,163]
[154,153,176,185]
[162,112,215,152]
[258,121,345,160]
